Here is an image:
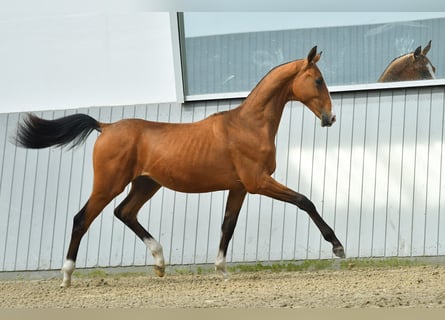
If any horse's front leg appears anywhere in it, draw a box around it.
[250,174,345,259]
[215,187,247,278]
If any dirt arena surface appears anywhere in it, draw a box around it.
[1,263,445,308]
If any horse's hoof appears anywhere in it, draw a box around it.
[215,265,229,281]
[333,245,346,258]
[60,280,71,288]
[154,265,165,277]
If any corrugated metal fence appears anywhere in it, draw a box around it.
[1,85,445,272]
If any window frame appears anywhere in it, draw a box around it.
[178,13,445,102]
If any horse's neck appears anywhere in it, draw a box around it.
[237,60,302,136]
[379,55,408,81]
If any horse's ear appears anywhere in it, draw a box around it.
[413,46,422,59]
[422,40,432,56]
[307,46,318,63]
[313,51,322,63]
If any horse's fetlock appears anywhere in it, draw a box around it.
[144,238,164,266]
[61,260,76,288]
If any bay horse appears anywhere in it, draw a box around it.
[378,40,436,82]
[14,46,344,288]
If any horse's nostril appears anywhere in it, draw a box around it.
[321,113,336,127]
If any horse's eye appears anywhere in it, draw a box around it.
[315,78,323,86]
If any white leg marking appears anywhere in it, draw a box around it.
[144,238,165,277]
[60,259,75,288]
[215,250,229,280]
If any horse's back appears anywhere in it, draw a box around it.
[92,113,240,192]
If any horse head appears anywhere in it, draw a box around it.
[291,46,335,127]
[378,40,436,82]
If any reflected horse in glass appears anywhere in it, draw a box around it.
[14,46,344,288]
[378,40,435,82]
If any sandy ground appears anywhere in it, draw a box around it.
[1,264,445,308]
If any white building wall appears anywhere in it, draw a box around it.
[0,12,183,113]
[1,85,445,272]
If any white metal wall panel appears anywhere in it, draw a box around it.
[1,86,445,272]
[0,12,183,113]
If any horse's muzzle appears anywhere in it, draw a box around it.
[321,113,336,127]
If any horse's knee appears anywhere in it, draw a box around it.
[294,194,316,212]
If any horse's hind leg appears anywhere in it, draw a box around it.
[113,176,165,277]
[215,187,247,278]
[61,192,120,287]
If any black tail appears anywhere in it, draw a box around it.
[14,113,101,149]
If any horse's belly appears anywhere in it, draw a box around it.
[151,172,240,193]
[147,163,240,193]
